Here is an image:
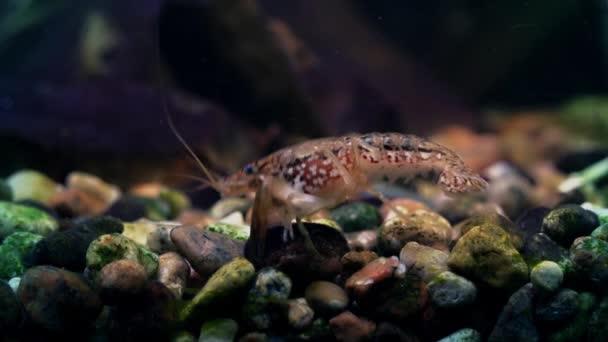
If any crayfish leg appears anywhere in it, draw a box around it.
[245,177,275,266]
[284,194,322,259]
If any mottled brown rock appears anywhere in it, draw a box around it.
[340,251,378,282]
[329,311,376,342]
[305,281,349,316]
[158,252,189,299]
[18,266,102,331]
[399,242,448,282]
[379,210,453,255]
[171,226,244,278]
[98,259,147,303]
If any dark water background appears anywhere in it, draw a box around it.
[0,0,605,185]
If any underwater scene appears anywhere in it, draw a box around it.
[1,0,608,341]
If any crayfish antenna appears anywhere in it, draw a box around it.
[165,109,223,195]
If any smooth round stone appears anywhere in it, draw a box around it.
[158,187,191,219]
[6,169,62,205]
[437,328,481,342]
[530,261,563,292]
[428,271,477,308]
[171,226,244,278]
[18,266,102,331]
[98,259,147,303]
[541,204,599,247]
[287,298,314,329]
[104,195,148,221]
[330,202,382,232]
[329,311,376,342]
[305,281,348,316]
[535,289,578,323]
[56,171,121,216]
[242,267,292,329]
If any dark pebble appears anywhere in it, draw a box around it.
[246,223,349,290]
[373,322,419,342]
[535,289,578,323]
[488,283,538,342]
[27,216,123,271]
[541,204,600,247]
[104,195,148,221]
[0,280,23,337]
[104,281,176,341]
[18,265,102,332]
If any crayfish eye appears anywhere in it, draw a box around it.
[243,164,257,175]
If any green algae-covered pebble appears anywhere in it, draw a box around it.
[548,292,596,342]
[448,225,528,290]
[159,188,191,219]
[331,202,381,232]
[588,296,608,341]
[541,204,600,247]
[591,223,608,241]
[199,319,238,342]
[428,271,477,308]
[205,222,249,241]
[178,257,255,326]
[0,201,58,238]
[0,246,23,279]
[0,180,12,201]
[141,197,172,221]
[530,260,563,293]
[3,232,44,257]
[0,232,44,279]
[86,233,158,278]
[6,169,61,205]
[569,236,608,288]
